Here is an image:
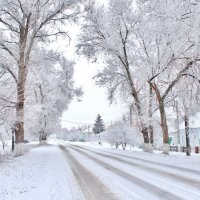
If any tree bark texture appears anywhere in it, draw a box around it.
[185,112,191,156]
[15,14,31,146]
[151,83,169,154]
[148,84,154,144]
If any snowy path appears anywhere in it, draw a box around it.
[65,143,200,200]
[0,145,84,200]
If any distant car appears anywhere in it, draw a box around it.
[23,139,30,143]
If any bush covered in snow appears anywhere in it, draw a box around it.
[102,121,143,150]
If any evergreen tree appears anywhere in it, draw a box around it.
[93,114,105,134]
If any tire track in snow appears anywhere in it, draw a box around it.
[59,145,119,200]
[71,144,200,190]
[68,145,183,200]
[73,144,200,176]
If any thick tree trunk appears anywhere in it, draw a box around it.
[15,107,24,156]
[148,85,154,146]
[131,87,150,151]
[120,42,150,150]
[15,60,26,156]
[151,83,169,154]
[15,75,26,156]
[159,101,169,154]
[185,112,191,156]
[142,126,153,152]
[14,14,31,156]
[149,125,154,144]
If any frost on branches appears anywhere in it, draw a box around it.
[105,121,142,150]
[0,0,81,156]
[78,0,200,154]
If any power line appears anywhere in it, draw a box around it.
[61,119,93,125]
[61,119,111,126]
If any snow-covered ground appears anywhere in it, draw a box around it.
[0,144,84,200]
[1,140,200,200]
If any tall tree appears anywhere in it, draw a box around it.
[172,76,200,156]
[0,0,80,155]
[135,0,200,154]
[25,48,82,141]
[78,0,153,151]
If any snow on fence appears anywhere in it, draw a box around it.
[169,146,187,152]
[169,146,196,153]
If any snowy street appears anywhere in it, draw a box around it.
[1,142,200,200]
[1,0,200,199]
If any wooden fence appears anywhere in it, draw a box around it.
[169,146,187,152]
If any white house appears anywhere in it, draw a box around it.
[169,113,200,147]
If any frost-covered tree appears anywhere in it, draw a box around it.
[172,76,200,156]
[0,0,80,155]
[64,127,83,142]
[134,0,200,154]
[105,120,142,150]
[25,48,82,141]
[79,0,200,154]
[78,0,153,151]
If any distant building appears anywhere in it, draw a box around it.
[169,113,200,147]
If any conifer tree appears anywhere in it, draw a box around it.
[93,114,105,135]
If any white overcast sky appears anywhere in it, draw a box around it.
[58,20,127,129]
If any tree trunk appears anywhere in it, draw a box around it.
[175,101,180,145]
[131,87,150,151]
[119,42,150,150]
[149,125,154,144]
[122,142,126,150]
[159,100,169,154]
[1,140,5,150]
[142,126,153,152]
[148,84,154,146]
[15,99,25,144]
[185,112,191,156]
[151,83,169,154]
[15,63,26,156]
[129,103,133,126]
[15,14,31,156]
[115,142,120,149]
[12,134,15,152]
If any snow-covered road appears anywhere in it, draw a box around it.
[1,142,200,200]
[65,143,200,200]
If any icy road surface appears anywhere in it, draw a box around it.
[1,142,200,200]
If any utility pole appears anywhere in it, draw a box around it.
[11,128,15,152]
[129,103,133,126]
[176,101,180,145]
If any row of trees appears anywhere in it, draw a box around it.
[78,0,200,154]
[0,0,82,155]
